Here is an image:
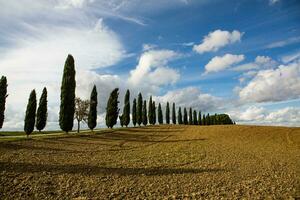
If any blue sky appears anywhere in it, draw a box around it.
[0,0,300,130]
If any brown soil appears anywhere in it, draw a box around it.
[0,125,299,199]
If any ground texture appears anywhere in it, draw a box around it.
[0,125,299,199]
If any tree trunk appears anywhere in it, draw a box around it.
[77,120,80,133]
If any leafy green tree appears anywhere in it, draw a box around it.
[142,100,147,126]
[75,97,89,133]
[217,114,234,124]
[122,89,130,127]
[152,101,156,124]
[178,107,182,124]
[148,96,153,125]
[137,93,143,126]
[132,98,137,126]
[198,111,202,125]
[59,54,76,133]
[183,108,188,125]
[158,103,163,124]
[172,103,176,124]
[193,110,198,125]
[105,88,119,128]
[36,87,47,132]
[166,102,170,124]
[188,108,193,125]
[24,90,37,137]
[88,85,97,131]
[0,76,8,129]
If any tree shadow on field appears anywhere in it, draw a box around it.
[0,162,227,176]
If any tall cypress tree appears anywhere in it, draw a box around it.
[188,108,193,125]
[137,93,143,126]
[105,88,119,128]
[148,96,153,125]
[142,100,147,126]
[59,54,76,133]
[132,98,137,127]
[178,107,182,124]
[24,90,37,137]
[152,101,156,125]
[166,102,170,124]
[183,108,188,125]
[123,89,130,127]
[158,103,163,124]
[0,76,8,129]
[198,111,202,125]
[203,114,206,125]
[206,113,210,125]
[193,110,198,125]
[36,87,47,132]
[88,85,97,131]
[172,103,176,124]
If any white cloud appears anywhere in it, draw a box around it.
[281,51,300,64]
[193,30,243,54]
[234,55,277,71]
[269,0,280,5]
[239,61,300,103]
[128,49,181,94]
[204,54,245,74]
[266,36,300,49]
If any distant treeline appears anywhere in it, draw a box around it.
[0,55,234,136]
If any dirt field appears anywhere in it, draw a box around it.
[0,125,299,199]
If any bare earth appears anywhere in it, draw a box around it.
[0,125,299,199]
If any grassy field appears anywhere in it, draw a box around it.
[0,125,299,199]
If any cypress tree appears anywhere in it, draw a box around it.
[123,89,130,127]
[119,115,124,127]
[193,110,197,125]
[88,85,97,131]
[24,90,37,136]
[172,103,176,124]
[203,114,206,125]
[178,107,182,124]
[207,113,210,125]
[132,98,137,126]
[166,102,170,124]
[36,87,47,132]
[198,111,202,125]
[59,54,76,133]
[188,108,193,125]
[148,96,153,125]
[137,93,143,126]
[158,103,163,124]
[152,101,156,125]
[0,76,8,129]
[142,100,147,126]
[183,108,188,125]
[105,88,119,128]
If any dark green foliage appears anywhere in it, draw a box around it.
[59,54,76,132]
[206,113,210,125]
[198,111,202,125]
[172,103,176,124]
[217,114,234,124]
[152,101,156,125]
[119,115,124,127]
[0,76,8,129]
[142,100,147,126]
[88,85,97,131]
[122,90,130,127]
[158,103,163,124]
[24,90,37,136]
[203,114,206,125]
[137,93,143,126]
[148,96,153,125]
[36,87,47,132]
[188,108,193,125]
[132,98,137,126]
[193,110,198,125]
[178,107,182,124]
[105,88,120,128]
[166,102,170,124]
[183,108,188,125]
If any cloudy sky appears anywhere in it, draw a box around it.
[1,0,300,130]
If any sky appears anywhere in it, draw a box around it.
[0,0,300,130]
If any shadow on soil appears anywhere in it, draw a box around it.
[0,162,226,176]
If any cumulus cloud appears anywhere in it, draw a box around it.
[128,49,181,94]
[239,61,300,103]
[193,30,243,54]
[234,55,277,71]
[204,54,245,74]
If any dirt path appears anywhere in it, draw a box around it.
[0,125,299,199]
